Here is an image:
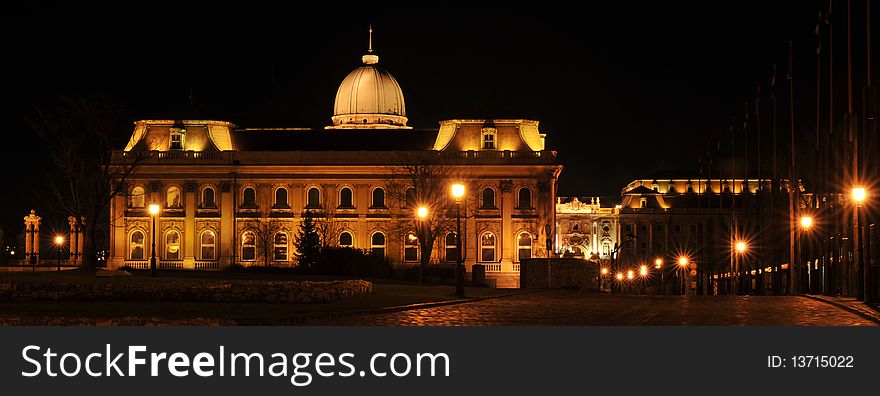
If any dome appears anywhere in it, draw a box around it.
[327,53,411,129]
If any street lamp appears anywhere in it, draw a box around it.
[678,256,689,295]
[799,216,813,229]
[416,206,428,220]
[54,235,64,271]
[149,203,160,277]
[852,187,868,302]
[735,241,747,253]
[639,265,648,277]
[451,183,465,297]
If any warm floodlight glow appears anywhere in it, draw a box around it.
[799,216,813,229]
[451,183,465,199]
[54,236,64,245]
[639,265,648,277]
[416,206,428,219]
[148,204,160,215]
[852,187,866,204]
[600,267,609,275]
[678,256,688,267]
[615,273,624,281]
[735,241,747,253]
[654,258,663,269]
[627,270,634,280]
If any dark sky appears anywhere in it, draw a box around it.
[1,1,872,239]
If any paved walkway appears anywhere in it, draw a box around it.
[314,291,879,326]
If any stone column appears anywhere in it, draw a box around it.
[24,210,41,264]
[183,181,197,267]
[219,182,234,267]
[68,216,78,264]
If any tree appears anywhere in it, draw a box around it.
[25,94,141,270]
[243,212,284,267]
[314,206,340,250]
[385,152,460,285]
[294,210,322,271]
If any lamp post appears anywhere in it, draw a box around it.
[678,256,689,295]
[54,235,64,271]
[451,183,465,297]
[852,187,867,301]
[149,204,160,277]
[655,258,664,294]
[799,215,813,294]
[734,241,747,295]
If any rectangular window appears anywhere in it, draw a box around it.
[242,247,255,261]
[481,248,495,262]
[404,246,418,262]
[274,246,288,261]
[201,246,215,260]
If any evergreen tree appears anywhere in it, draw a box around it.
[294,210,322,271]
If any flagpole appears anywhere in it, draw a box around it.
[788,40,799,295]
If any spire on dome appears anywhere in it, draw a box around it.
[362,25,379,65]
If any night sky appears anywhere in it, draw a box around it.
[2,1,871,239]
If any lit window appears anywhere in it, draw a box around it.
[339,231,353,247]
[242,187,257,208]
[164,230,180,260]
[517,232,532,261]
[130,186,145,208]
[202,187,216,208]
[200,230,215,260]
[372,188,386,208]
[129,231,145,260]
[339,187,354,208]
[166,187,181,208]
[371,232,386,257]
[404,232,418,262]
[273,232,288,261]
[445,232,458,262]
[480,232,496,262]
[274,187,289,208]
[481,128,496,150]
[482,188,495,209]
[517,187,532,209]
[241,232,256,261]
[306,187,321,208]
[169,128,185,150]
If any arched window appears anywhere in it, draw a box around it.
[242,187,257,208]
[200,230,216,260]
[445,232,458,262]
[339,187,354,208]
[306,187,321,208]
[166,186,181,208]
[370,232,386,257]
[482,188,496,209]
[371,187,386,208]
[241,231,256,261]
[517,187,532,209]
[273,232,288,261]
[130,186,145,208]
[339,231,353,247]
[164,230,181,260]
[405,188,416,208]
[274,187,289,208]
[517,232,533,261]
[202,187,216,208]
[480,232,496,262]
[129,231,145,260]
[404,232,418,262]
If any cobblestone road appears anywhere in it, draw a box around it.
[315,291,878,326]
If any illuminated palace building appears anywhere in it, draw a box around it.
[108,42,562,287]
[557,173,806,294]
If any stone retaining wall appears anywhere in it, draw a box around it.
[520,258,598,289]
[0,279,372,304]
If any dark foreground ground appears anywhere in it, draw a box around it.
[313,292,880,326]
